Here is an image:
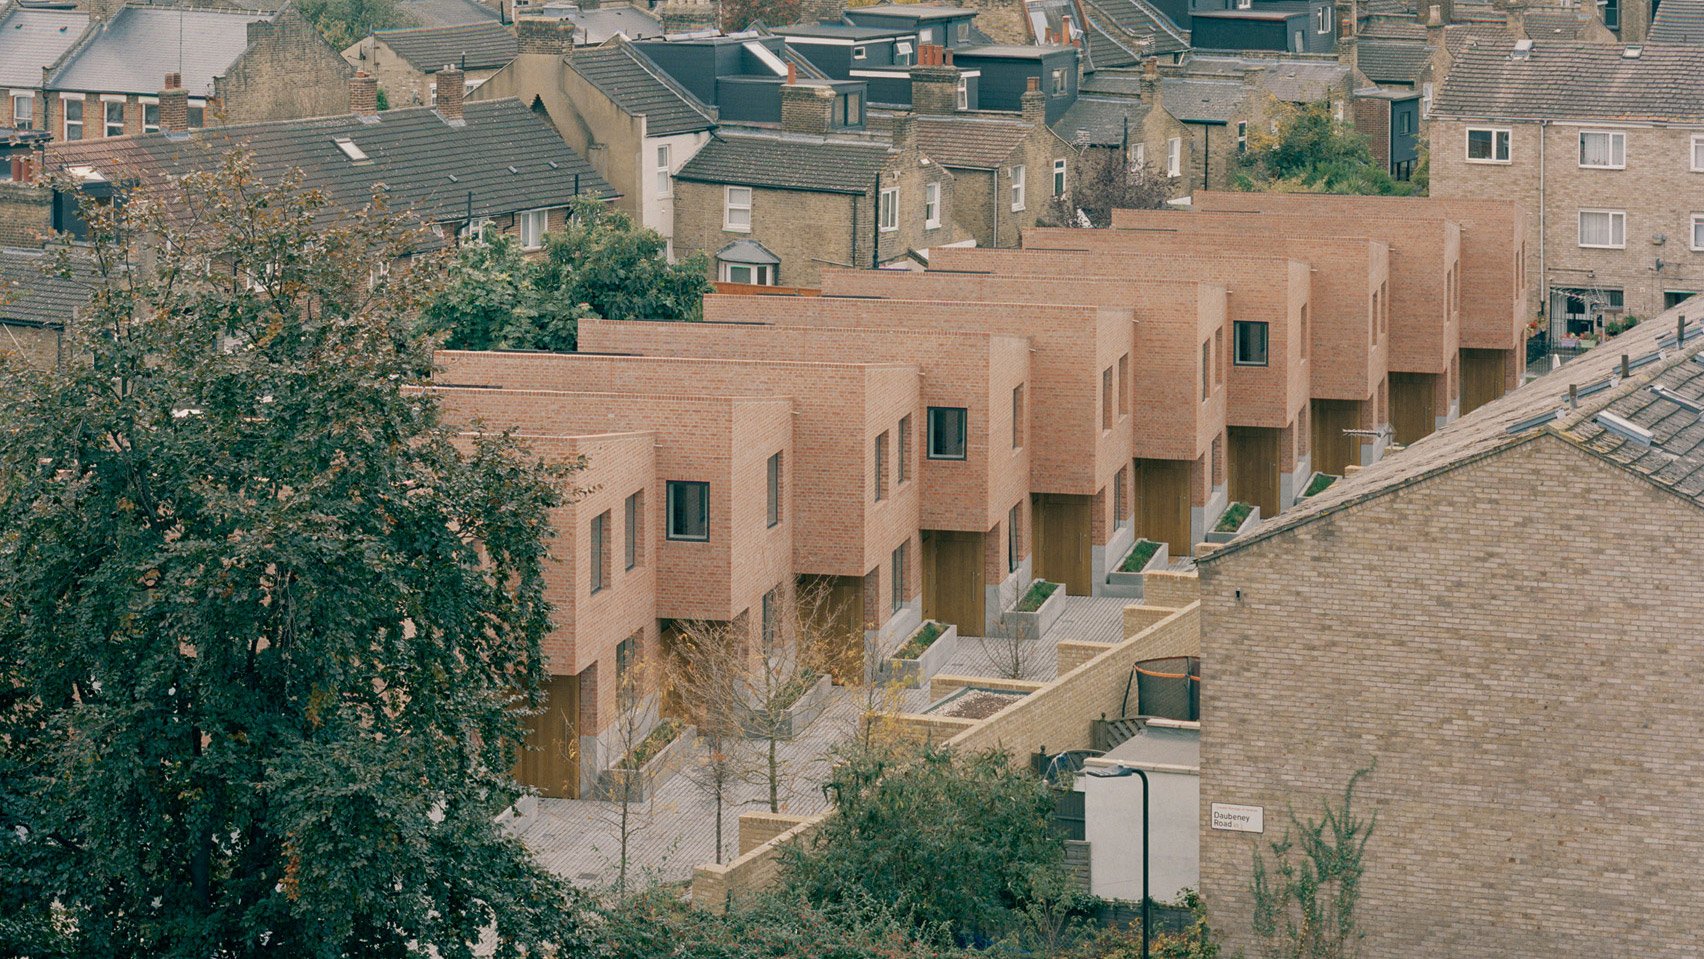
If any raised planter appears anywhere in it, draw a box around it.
[595,721,695,803]
[883,621,959,689]
[1297,471,1337,500]
[1205,503,1261,544]
[996,579,1066,639]
[741,672,833,741]
[1105,539,1169,598]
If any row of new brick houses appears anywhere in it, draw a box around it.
[426,190,1525,798]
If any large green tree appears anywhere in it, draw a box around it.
[0,156,591,957]
[1234,101,1419,196]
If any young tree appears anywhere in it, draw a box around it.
[1251,768,1376,959]
[1234,101,1416,196]
[980,613,1045,680]
[598,651,674,895]
[419,232,587,352]
[1038,149,1174,228]
[721,0,803,32]
[0,155,593,957]
[297,0,410,48]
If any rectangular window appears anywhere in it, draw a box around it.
[1131,142,1146,171]
[1691,214,1704,253]
[1118,354,1130,415]
[187,102,205,129]
[1201,340,1211,400]
[1008,503,1021,572]
[924,181,941,229]
[1214,329,1224,384]
[590,511,610,594]
[1465,127,1510,163]
[142,101,159,133]
[852,44,867,60]
[1578,209,1626,249]
[519,208,548,251]
[656,143,672,198]
[1012,385,1025,449]
[957,22,970,41]
[1299,305,1309,358]
[625,490,642,570]
[616,634,637,694]
[1052,158,1067,197]
[666,480,709,541]
[841,92,861,127]
[104,100,124,137]
[1236,120,1248,153]
[874,431,889,501]
[1693,135,1704,172]
[1115,466,1130,525]
[1234,320,1269,366]
[1315,4,1330,33]
[897,415,912,483]
[1101,366,1114,429]
[1009,165,1025,211]
[1051,67,1067,95]
[927,406,968,460]
[956,75,968,110]
[762,587,779,649]
[1167,137,1181,177]
[879,187,898,232]
[724,186,752,232]
[13,94,33,131]
[891,542,906,613]
[63,98,82,141]
[767,452,782,527]
[718,262,775,285]
[1579,130,1625,169]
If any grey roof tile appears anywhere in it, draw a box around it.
[0,6,90,89]
[1357,38,1431,83]
[401,0,501,28]
[0,248,98,328]
[1519,8,1589,38]
[1160,76,1246,123]
[1084,0,1189,55]
[1082,16,1142,68]
[570,40,715,136]
[912,114,1034,168]
[1433,40,1704,121]
[1650,0,1704,44]
[674,129,892,194]
[48,6,267,97]
[1052,94,1148,147]
[372,20,517,71]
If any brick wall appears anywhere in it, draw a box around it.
[215,5,355,124]
[0,181,52,247]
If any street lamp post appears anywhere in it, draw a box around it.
[1086,764,1151,959]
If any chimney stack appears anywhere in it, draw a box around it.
[350,71,379,118]
[435,64,465,122]
[779,82,837,135]
[909,60,962,114]
[1021,74,1046,124]
[515,16,578,56]
[159,72,188,133]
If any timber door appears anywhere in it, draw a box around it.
[1390,372,1436,445]
[1228,426,1280,518]
[1133,459,1191,556]
[1032,493,1092,596]
[1311,399,1362,476]
[1460,349,1508,415]
[922,530,986,636]
[516,673,579,799]
[805,574,866,682]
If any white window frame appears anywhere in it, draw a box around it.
[1236,0,1251,8]
[919,26,935,42]
[103,100,124,137]
[1693,134,1704,172]
[655,143,672,198]
[1236,120,1248,153]
[718,261,774,285]
[1578,129,1625,170]
[955,75,968,110]
[12,93,33,131]
[1578,209,1626,249]
[140,97,159,134]
[1166,137,1181,177]
[519,208,548,251]
[1691,213,1704,253]
[1051,67,1067,96]
[924,180,941,229]
[1052,157,1067,196]
[879,187,899,232]
[852,45,867,60]
[61,96,83,141]
[1465,126,1511,164]
[1009,164,1026,211]
[1131,142,1146,171]
[1422,81,1433,117]
[459,218,495,243]
[724,185,752,232]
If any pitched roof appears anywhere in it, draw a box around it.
[400,0,500,28]
[1085,0,1190,55]
[1650,0,1704,44]
[1053,94,1149,147]
[771,22,913,39]
[0,248,98,328]
[1443,20,1515,56]
[535,2,664,43]
[569,40,715,136]
[1432,40,1704,122]
[46,98,613,227]
[1160,76,1246,123]
[1204,299,1704,560]
[912,114,1033,168]
[373,20,517,71]
[1081,15,1143,68]
[1519,7,1589,39]
[848,4,973,21]
[48,6,268,97]
[0,6,89,88]
[674,129,893,194]
[1357,38,1431,83]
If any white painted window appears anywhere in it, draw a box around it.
[924,181,940,229]
[1132,142,1146,170]
[519,208,548,250]
[852,45,867,60]
[1051,67,1067,95]
[718,261,774,285]
[957,22,969,42]
[1316,4,1331,33]
[1009,164,1026,211]
[142,100,159,133]
[895,40,914,65]
[919,26,934,42]
[12,93,32,131]
[1578,209,1626,249]
[724,186,752,232]
[656,143,672,198]
[1236,0,1251,8]
[459,218,494,243]
[1236,120,1248,153]
[62,97,82,141]
[1694,135,1704,172]
[879,187,898,231]
[1422,82,1433,117]
[1466,126,1511,163]
[1166,137,1181,177]
[1691,214,1704,252]
[1052,157,1067,196]
[187,99,205,129]
[1578,130,1625,169]
[104,100,124,137]
[956,75,968,110]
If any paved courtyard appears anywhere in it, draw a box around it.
[515,594,1131,888]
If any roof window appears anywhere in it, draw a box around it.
[334,137,368,162]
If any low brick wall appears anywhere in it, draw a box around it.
[1124,604,1176,635]
[1057,640,1116,674]
[1142,570,1201,610]
[888,713,980,745]
[738,812,817,856]
[927,674,1047,699]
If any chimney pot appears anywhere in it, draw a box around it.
[787,61,797,84]
[435,64,466,122]
[350,71,379,118]
[159,73,189,133]
[1026,75,1040,92]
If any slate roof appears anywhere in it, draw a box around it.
[48,6,268,97]
[1650,0,1704,43]
[912,114,1033,168]
[569,40,715,136]
[1357,38,1431,83]
[771,22,913,39]
[1085,0,1190,55]
[0,6,89,88]
[849,4,972,21]
[1053,94,1148,147]
[46,98,613,229]
[1204,298,1704,560]
[673,129,892,194]
[0,248,98,328]
[1160,76,1246,123]
[1519,8,1589,38]
[1081,15,1143,68]
[1184,55,1347,102]
[1443,21,1515,56]
[401,0,500,28]
[1358,17,1426,40]
[542,3,664,43]
[1432,40,1704,121]
[373,20,517,71]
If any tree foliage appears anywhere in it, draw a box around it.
[297,0,410,49]
[721,0,803,32]
[0,155,592,958]
[1038,148,1174,228]
[421,196,711,353]
[1251,768,1376,959]
[600,887,957,959]
[1234,102,1418,197]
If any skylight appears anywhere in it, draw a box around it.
[334,137,368,162]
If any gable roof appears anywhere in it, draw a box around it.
[46,98,613,228]
[372,20,517,71]
[1085,0,1190,56]
[1054,94,1149,147]
[400,0,501,28]
[0,5,90,88]
[848,4,974,21]
[1357,38,1431,83]
[674,129,893,194]
[1204,298,1704,561]
[532,2,664,43]
[1650,0,1704,44]
[1081,15,1143,68]
[1519,7,1589,39]
[0,248,98,328]
[1443,20,1515,57]
[569,39,716,136]
[48,6,269,97]
[1432,40,1704,122]
[1160,76,1246,123]
[912,114,1033,168]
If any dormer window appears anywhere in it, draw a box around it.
[334,137,369,162]
[852,45,867,60]
[838,92,863,128]
[895,40,914,65]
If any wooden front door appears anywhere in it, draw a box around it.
[1228,426,1280,517]
[1032,493,1092,596]
[516,672,579,799]
[1390,372,1437,446]
[1311,399,1362,477]
[922,529,986,636]
[1460,348,1508,415]
[803,574,866,682]
[1133,458,1191,556]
